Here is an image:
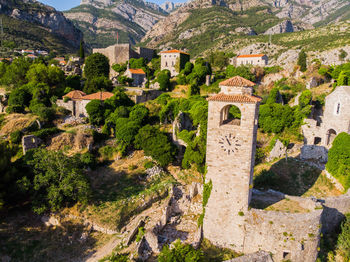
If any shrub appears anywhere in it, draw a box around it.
[158,239,204,262]
[99,146,117,160]
[157,70,171,91]
[135,227,145,242]
[326,132,350,190]
[32,127,61,139]
[144,161,155,169]
[336,214,350,260]
[10,131,22,144]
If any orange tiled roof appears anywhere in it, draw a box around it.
[160,49,190,55]
[237,54,265,58]
[81,91,114,101]
[64,90,86,100]
[207,93,262,103]
[219,76,255,87]
[129,68,146,75]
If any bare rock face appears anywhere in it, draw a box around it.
[0,0,83,48]
[267,139,287,161]
[160,1,186,13]
[264,20,295,35]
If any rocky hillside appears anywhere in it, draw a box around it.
[64,0,167,48]
[141,0,350,55]
[160,1,187,13]
[0,0,83,53]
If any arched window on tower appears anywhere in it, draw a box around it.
[220,105,241,126]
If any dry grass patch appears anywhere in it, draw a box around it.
[0,113,38,135]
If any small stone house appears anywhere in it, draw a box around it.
[124,68,146,87]
[232,54,268,67]
[302,86,350,147]
[57,90,114,118]
[160,49,190,77]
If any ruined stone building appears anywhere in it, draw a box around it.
[93,44,155,66]
[302,86,350,147]
[204,76,321,261]
[124,68,146,87]
[230,54,268,67]
[160,49,190,77]
[56,90,114,118]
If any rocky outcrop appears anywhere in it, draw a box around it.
[65,0,166,48]
[267,139,287,161]
[0,0,83,49]
[160,1,186,13]
[264,20,295,35]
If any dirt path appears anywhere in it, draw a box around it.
[85,236,122,262]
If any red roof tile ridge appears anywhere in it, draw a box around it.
[219,76,256,87]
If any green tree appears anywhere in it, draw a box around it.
[83,76,113,94]
[79,40,85,59]
[158,239,204,262]
[337,71,350,86]
[157,70,171,91]
[0,142,18,209]
[86,100,105,125]
[84,53,110,79]
[66,75,82,90]
[114,118,140,150]
[326,132,350,190]
[225,65,255,81]
[259,103,294,133]
[24,149,90,214]
[297,50,307,72]
[112,63,127,73]
[266,88,280,104]
[129,58,146,69]
[134,125,176,166]
[7,86,31,113]
[1,57,31,88]
[129,104,149,125]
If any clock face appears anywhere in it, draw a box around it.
[218,134,241,155]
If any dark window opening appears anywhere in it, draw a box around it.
[336,103,341,115]
[314,137,322,145]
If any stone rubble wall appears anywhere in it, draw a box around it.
[322,192,350,234]
[243,209,322,262]
[300,145,328,163]
[225,251,273,262]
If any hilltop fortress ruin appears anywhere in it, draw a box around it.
[203,77,350,261]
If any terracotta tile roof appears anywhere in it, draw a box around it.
[207,93,262,103]
[237,54,265,58]
[81,91,114,101]
[219,76,256,87]
[129,68,146,75]
[63,90,86,100]
[160,49,190,55]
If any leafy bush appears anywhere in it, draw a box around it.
[326,132,350,190]
[157,70,171,91]
[135,125,176,167]
[99,146,117,160]
[158,239,204,262]
[10,131,22,144]
[22,149,91,214]
[226,65,255,81]
[32,127,61,139]
[143,161,155,169]
[336,214,350,260]
[83,76,113,94]
[135,227,145,242]
[259,103,294,133]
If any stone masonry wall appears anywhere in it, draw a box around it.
[243,209,322,262]
[322,192,350,234]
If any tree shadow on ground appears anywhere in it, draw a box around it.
[0,210,99,262]
[251,157,323,209]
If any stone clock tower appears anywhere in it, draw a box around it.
[203,76,261,251]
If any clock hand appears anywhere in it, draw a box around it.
[226,138,231,146]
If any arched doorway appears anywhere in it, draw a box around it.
[220,105,241,126]
[326,129,337,146]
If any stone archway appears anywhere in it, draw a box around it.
[220,104,241,126]
[326,129,337,146]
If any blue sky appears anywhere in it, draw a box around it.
[39,0,186,11]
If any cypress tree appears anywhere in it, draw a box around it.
[298,50,307,72]
[79,40,85,60]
